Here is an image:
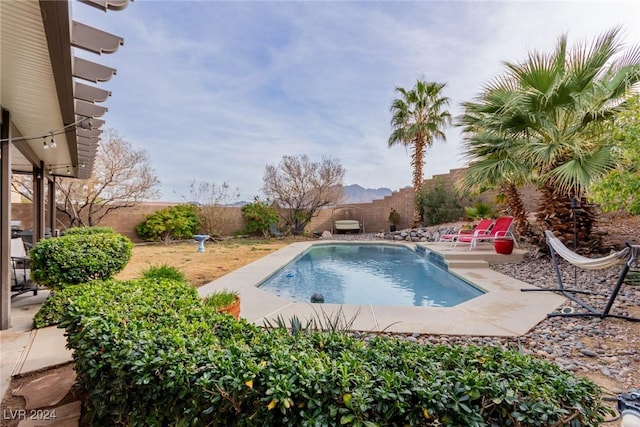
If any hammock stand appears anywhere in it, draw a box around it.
[522,230,640,322]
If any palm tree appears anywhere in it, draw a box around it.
[388,80,451,226]
[459,28,640,246]
[456,128,535,241]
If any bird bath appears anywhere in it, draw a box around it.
[194,234,210,253]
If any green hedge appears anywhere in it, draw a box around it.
[62,226,115,235]
[59,279,612,426]
[30,232,133,290]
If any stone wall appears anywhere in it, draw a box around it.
[11,167,543,241]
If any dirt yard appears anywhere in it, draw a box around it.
[115,238,293,287]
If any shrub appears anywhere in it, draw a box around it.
[141,263,186,283]
[203,289,239,310]
[30,232,133,291]
[63,226,114,235]
[60,279,613,426]
[135,204,199,243]
[240,198,280,237]
[417,179,465,225]
[464,201,496,220]
[32,284,88,328]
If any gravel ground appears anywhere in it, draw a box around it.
[328,230,640,395]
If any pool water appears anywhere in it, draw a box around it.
[259,244,484,307]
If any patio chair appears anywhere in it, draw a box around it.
[268,223,284,238]
[438,218,494,244]
[454,216,515,250]
[522,230,640,322]
[11,237,38,298]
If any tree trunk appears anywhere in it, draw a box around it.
[536,185,597,250]
[412,138,425,227]
[500,183,537,244]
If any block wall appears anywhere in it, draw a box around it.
[11,168,543,241]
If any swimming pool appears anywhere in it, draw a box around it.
[258,244,484,307]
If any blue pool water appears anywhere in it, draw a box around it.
[259,244,484,307]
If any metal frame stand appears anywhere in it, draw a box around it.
[523,242,640,322]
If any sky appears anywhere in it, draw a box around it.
[72,0,640,202]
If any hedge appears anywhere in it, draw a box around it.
[30,231,133,290]
[58,279,612,426]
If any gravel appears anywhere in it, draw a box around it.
[326,230,640,393]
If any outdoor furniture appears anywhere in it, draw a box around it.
[522,230,640,322]
[438,218,494,244]
[11,237,38,298]
[268,223,284,237]
[454,216,515,250]
[334,220,361,233]
[331,206,364,234]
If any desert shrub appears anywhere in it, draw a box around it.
[417,180,465,225]
[61,279,613,426]
[135,204,199,243]
[240,198,280,237]
[464,201,496,219]
[30,232,133,291]
[141,263,186,283]
[63,226,114,235]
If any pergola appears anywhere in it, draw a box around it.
[0,0,130,330]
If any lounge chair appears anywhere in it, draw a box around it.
[438,218,494,244]
[522,230,639,322]
[454,216,515,250]
[11,237,38,298]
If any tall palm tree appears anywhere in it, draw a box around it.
[459,28,640,245]
[389,80,451,226]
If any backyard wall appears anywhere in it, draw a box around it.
[11,168,542,242]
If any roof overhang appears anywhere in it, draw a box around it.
[0,0,129,179]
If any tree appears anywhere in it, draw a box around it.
[262,155,345,235]
[388,80,451,226]
[458,28,640,245]
[590,94,640,214]
[416,179,464,226]
[12,129,161,227]
[187,180,240,237]
[240,197,280,237]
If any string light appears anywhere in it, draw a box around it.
[43,136,49,150]
[49,132,57,148]
[66,165,71,174]
[0,116,96,143]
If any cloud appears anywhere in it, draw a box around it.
[73,0,640,201]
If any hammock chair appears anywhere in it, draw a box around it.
[522,230,640,322]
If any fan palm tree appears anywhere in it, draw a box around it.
[388,80,451,226]
[459,28,640,245]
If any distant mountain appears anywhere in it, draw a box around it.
[342,184,392,204]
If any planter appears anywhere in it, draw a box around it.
[494,238,514,255]
[218,296,241,320]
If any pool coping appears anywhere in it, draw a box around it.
[197,240,567,337]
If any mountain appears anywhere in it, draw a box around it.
[342,184,392,204]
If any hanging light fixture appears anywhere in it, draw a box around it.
[49,132,57,148]
[43,136,49,150]
[66,165,71,175]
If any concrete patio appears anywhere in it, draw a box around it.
[198,240,567,337]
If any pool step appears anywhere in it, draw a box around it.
[446,260,490,269]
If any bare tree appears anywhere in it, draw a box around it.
[13,129,161,227]
[262,155,345,235]
[187,180,240,237]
